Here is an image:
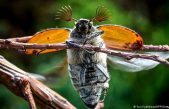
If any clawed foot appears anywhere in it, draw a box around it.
[66,41,80,48]
[100,88,108,102]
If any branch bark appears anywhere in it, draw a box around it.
[0,37,169,66]
[143,45,169,51]
[0,55,76,109]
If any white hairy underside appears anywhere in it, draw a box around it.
[67,36,107,66]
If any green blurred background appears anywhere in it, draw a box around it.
[0,0,169,109]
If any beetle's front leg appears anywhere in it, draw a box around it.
[84,42,104,55]
[66,40,80,48]
[83,30,104,45]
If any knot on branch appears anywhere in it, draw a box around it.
[125,55,133,60]
[4,39,12,44]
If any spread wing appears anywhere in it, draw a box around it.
[108,51,169,72]
[26,28,71,54]
[97,24,143,50]
[97,25,169,72]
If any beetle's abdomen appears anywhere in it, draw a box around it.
[67,31,109,108]
[68,63,109,108]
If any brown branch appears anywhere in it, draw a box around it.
[1,36,169,51]
[66,41,169,67]
[143,45,169,51]
[0,55,76,109]
[8,36,33,42]
[0,39,68,50]
[0,38,169,67]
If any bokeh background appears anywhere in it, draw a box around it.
[0,0,169,109]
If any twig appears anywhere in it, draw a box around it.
[0,56,76,109]
[8,36,32,42]
[67,41,169,66]
[0,39,68,50]
[0,38,169,67]
[143,45,169,51]
[1,36,169,51]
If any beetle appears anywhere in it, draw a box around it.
[25,6,169,108]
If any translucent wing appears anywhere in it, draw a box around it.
[108,51,169,72]
[44,58,68,87]
[26,28,71,54]
[97,25,143,50]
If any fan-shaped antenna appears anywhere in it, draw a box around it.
[92,6,111,22]
[55,5,76,22]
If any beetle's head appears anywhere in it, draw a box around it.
[75,19,93,33]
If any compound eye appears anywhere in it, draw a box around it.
[78,22,82,27]
[76,22,80,28]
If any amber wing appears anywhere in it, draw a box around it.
[97,25,143,51]
[26,28,71,54]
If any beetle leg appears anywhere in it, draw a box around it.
[66,40,80,49]
[83,41,104,55]
[100,88,108,102]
